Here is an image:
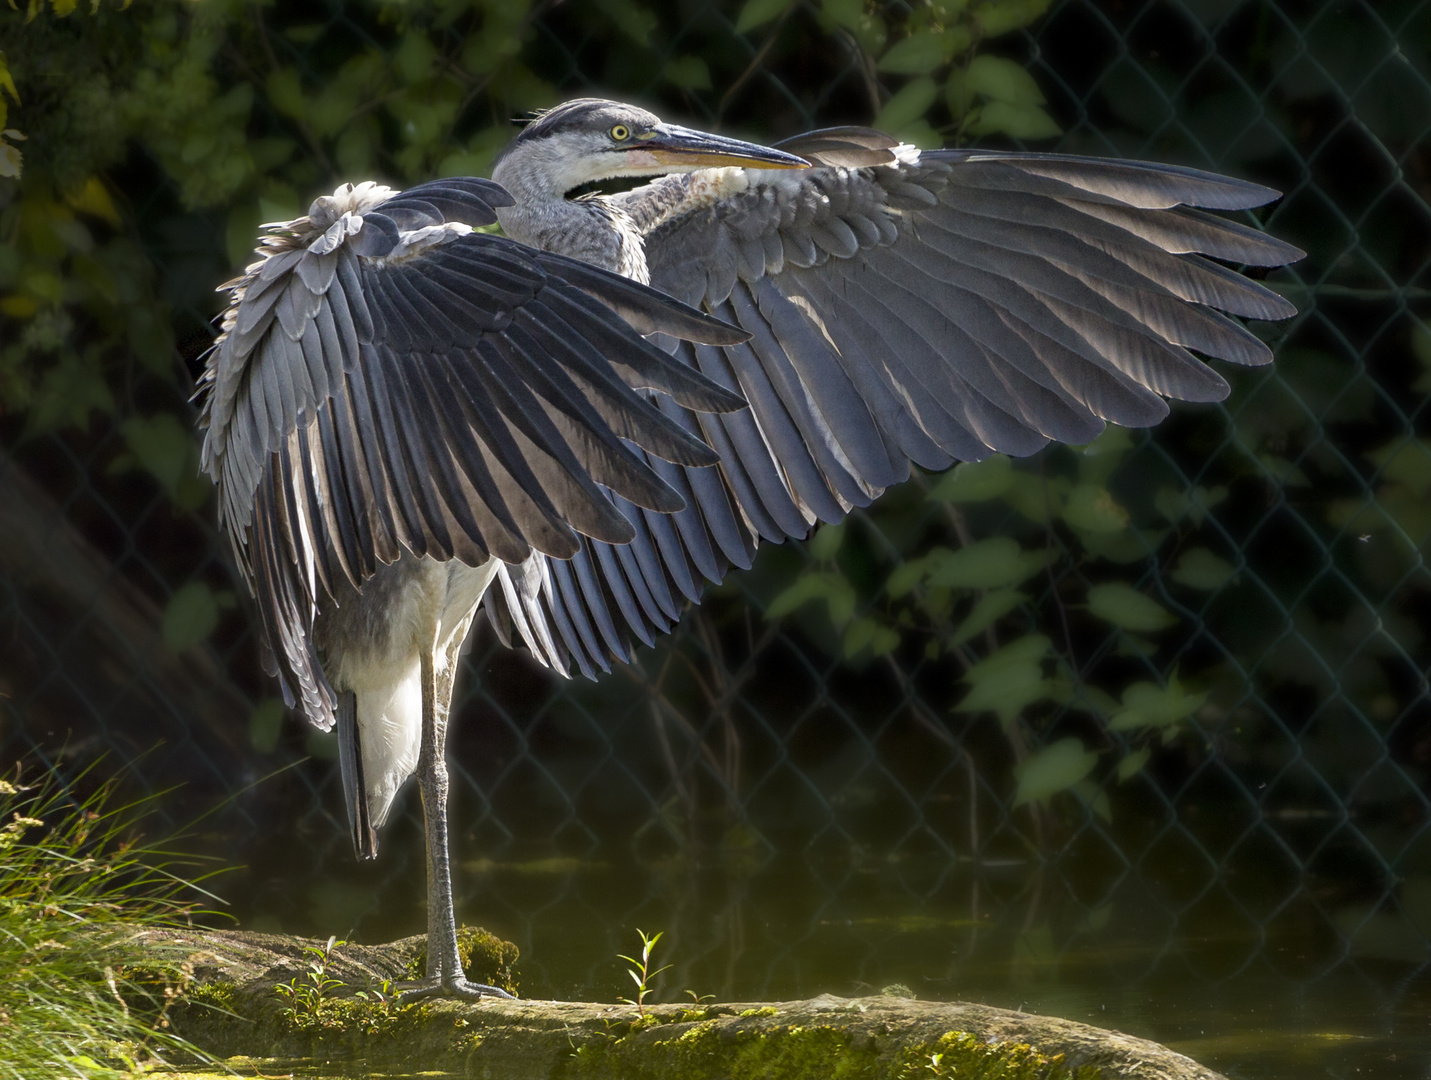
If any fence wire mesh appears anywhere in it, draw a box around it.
[2,0,1429,1057]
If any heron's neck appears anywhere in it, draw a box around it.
[492,153,650,282]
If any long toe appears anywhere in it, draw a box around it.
[397,977,517,1003]
[451,978,516,1000]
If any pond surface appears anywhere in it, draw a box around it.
[223,847,1431,1080]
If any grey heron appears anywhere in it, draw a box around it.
[198,99,1301,1001]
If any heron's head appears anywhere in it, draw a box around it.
[492,98,808,197]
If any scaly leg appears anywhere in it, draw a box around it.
[400,633,513,1002]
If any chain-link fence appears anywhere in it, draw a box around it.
[2,1,1428,1074]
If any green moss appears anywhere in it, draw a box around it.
[738,1006,778,1018]
[568,1021,878,1080]
[566,1020,1104,1080]
[405,925,519,996]
[185,982,241,1014]
[879,984,916,999]
[895,1031,1103,1080]
[671,1007,713,1024]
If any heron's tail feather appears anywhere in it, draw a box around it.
[338,690,379,860]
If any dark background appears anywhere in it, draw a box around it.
[1,2,1428,1076]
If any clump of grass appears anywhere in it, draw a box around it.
[0,767,220,1079]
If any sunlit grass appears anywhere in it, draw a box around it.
[0,766,221,1079]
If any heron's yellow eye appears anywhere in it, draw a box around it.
[610,124,630,141]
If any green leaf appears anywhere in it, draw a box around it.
[1154,484,1227,526]
[766,571,857,624]
[878,32,946,75]
[265,67,306,119]
[1081,527,1166,565]
[966,633,1051,677]
[809,522,846,561]
[870,626,900,657]
[972,0,1051,37]
[876,77,939,133]
[887,554,934,599]
[1078,424,1135,459]
[1013,737,1098,807]
[964,55,1046,105]
[927,454,1012,502]
[163,582,220,652]
[946,70,974,119]
[393,31,438,84]
[959,663,1049,722]
[925,537,1051,589]
[844,617,899,658]
[951,588,1026,645]
[1062,483,1129,534]
[594,0,659,45]
[820,0,864,31]
[663,55,713,90]
[897,118,945,149]
[969,100,1062,140]
[0,53,18,104]
[1117,746,1152,782]
[1108,679,1207,732]
[1171,548,1235,590]
[1087,583,1178,632]
[735,0,797,33]
[843,617,877,657]
[959,635,1053,724]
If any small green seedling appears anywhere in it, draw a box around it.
[354,977,403,1016]
[273,935,347,1020]
[617,928,672,1018]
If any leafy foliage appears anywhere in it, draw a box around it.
[0,1,1423,886]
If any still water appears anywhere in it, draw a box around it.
[227,845,1431,1080]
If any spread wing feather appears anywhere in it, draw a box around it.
[482,145,1302,676]
[198,178,748,731]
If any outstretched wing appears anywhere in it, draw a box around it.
[198,177,748,730]
[479,140,1303,679]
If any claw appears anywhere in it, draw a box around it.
[397,976,517,1003]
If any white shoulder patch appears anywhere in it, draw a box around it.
[310,180,398,227]
[690,167,751,204]
[888,143,922,167]
[381,221,475,263]
[751,168,810,199]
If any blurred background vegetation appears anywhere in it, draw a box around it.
[1,1,1428,1076]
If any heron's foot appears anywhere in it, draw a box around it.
[397,976,516,1003]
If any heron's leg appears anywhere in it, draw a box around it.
[401,635,514,1002]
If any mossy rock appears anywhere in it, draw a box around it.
[404,924,519,994]
[115,929,1226,1080]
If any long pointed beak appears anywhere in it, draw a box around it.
[635,125,810,170]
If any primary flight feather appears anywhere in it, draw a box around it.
[198,99,1301,1000]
